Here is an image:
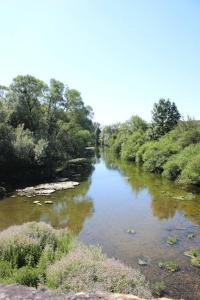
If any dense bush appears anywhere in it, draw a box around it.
[0,75,97,179]
[46,243,151,298]
[101,99,200,186]
[179,153,200,185]
[0,260,13,278]
[0,222,151,298]
[142,130,180,173]
[0,222,73,271]
[121,131,145,161]
[163,144,200,184]
[14,266,40,287]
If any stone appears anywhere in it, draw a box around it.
[0,284,173,300]
[137,256,150,266]
[17,181,79,197]
[127,229,136,235]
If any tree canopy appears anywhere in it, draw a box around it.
[0,75,96,178]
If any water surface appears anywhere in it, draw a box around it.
[0,152,200,299]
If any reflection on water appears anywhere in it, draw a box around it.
[0,151,200,299]
[0,181,93,234]
[103,150,200,225]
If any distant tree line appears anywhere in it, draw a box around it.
[0,75,100,180]
[101,99,200,186]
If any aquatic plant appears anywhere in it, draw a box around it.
[187,233,195,240]
[152,281,166,297]
[166,235,180,245]
[191,256,200,268]
[184,248,199,258]
[184,248,200,268]
[159,261,180,272]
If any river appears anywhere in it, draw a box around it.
[0,151,200,299]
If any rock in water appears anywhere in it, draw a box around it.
[137,256,150,266]
[44,200,53,204]
[17,181,79,197]
[127,229,136,235]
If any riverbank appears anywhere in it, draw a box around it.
[101,117,200,188]
[0,157,94,200]
[0,222,152,299]
[0,284,173,300]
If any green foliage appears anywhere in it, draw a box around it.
[46,244,151,298]
[166,235,180,245]
[163,144,200,184]
[191,256,200,268]
[101,116,148,158]
[0,260,13,278]
[179,153,200,185]
[14,266,40,287]
[152,281,166,297]
[0,222,73,269]
[184,248,199,258]
[0,222,151,298]
[121,131,145,161]
[135,142,153,165]
[0,75,95,178]
[105,105,200,187]
[159,260,180,272]
[150,98,181,139]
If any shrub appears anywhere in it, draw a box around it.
[179,153,200,185]
[46,244,151,298]
[163,144,200,183]
[143,143,174,173]
[159,261,180,272]
[14,266,40,287]
[0,222,151,297]
[166,235,180,245]
[0,222,73,268]
[37,245,55,279]
[0,260,13,278]
[121,131,145,161]
[135,142,153,165]
[142,129,181,173]
[152,281,166,297]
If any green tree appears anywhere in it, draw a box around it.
[0,75,96,180]
[8,75,47,133]
[65,89,93,131]
[149,99,181,139]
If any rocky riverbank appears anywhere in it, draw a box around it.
[0,284,174,300]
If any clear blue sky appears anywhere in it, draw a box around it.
[0,0,199,124]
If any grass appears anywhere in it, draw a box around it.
[152,281,166,297]
[0,222,152,299]
[184,248,199,258]
[191,256,200,268]
[159,260,180,272]
[166,235,180,245]
[184,248,200,268]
